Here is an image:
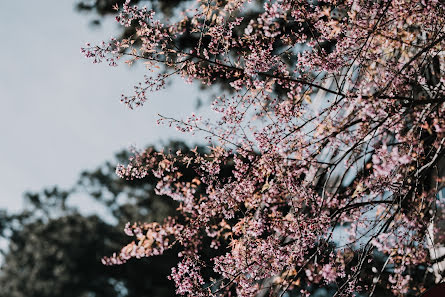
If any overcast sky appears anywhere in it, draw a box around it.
[0,1,204,213]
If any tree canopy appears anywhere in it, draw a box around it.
[81,0,445,296]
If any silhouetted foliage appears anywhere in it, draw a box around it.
[0,142,218,297]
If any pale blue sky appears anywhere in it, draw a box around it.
[0,1,204,212]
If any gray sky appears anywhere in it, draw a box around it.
[0,1,202,212]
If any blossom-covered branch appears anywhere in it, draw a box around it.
[84,0,445,296]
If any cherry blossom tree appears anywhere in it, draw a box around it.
[83,0,445,296]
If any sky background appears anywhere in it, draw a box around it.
[0,1,205,214]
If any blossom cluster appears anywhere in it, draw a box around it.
[85,0,444,296]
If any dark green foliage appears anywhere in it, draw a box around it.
[0,213,180,297]
[76,0,184,18]
[0,214,120,297]
[0,142,198,297]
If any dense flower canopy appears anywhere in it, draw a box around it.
[83,0,445,296]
